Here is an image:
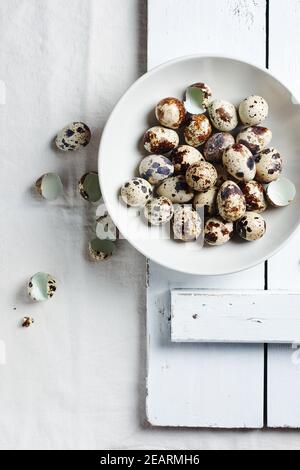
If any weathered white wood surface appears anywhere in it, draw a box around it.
[267,0,300,428]
[147,0,267,428]
[171,290,300,344]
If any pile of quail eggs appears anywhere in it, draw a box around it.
[121,83,296,246]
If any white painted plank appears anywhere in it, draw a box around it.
[171,290,300,344]
[147,0,267,428]
[267,0,300,428]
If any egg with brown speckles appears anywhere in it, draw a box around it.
[236,212,266,241]
[121,177,153,207]
[236,126,272,154]
[157,175,194,203]
[204,132,235,163]
[155,97,186,129]
[171,145,204,174]
[217,181,246,222]
[173,206,202,242]
[144,197,174,226]
[143,126,179,154]
[204,217,234,246]
[208,99,238,132]
[239,95,269,126]
[186,162,218,192]
[183,115,212,147]
[241,181,267,213]
[223,143,256,182]
[255,147,283,183]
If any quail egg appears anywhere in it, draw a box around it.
[171,145,204,174]
[143,126,179,154]
[265,177,296,207]
[223,143,256,182]
[144,197,174,226]
[155,97,186,129]
[239,95,269,126]
[28,273,57,302]
[55,122,91,151]
[157,175,194,203]
[96,205,118,241]
[183,115,212,147]
[204,217,234,246]
[217,181,246,222]
[89,239,116,261]
[236,212,266,241]
[139,154,174,185]
[121,177,153,207]
[255,147,283,183]
[186,162,218,192]
[35,173,63,201]
[184,82,212,114]
[79,172,102,203]
[236,126,272,154]
[173,206,202,242]
[193,186,218,216]
[203,132,235,164]
[208,99,238,132]
[241,181,267,213]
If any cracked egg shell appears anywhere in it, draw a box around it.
[79,172,102,203]
[121,177,153,207]
[28,273,57,302]
[204,217,234,246]
[208,99,238,132]
[241,181,267,213]
[144,197,174,226]
[186,162,218,192]
[265,177,296,207]
[143,126,179,154]
[35,173,63,201]
[239,95,268,126]
[184,82,212,114]
[255,147,283,183]
[89,239,116,261]
[171,145,204,175]
[96,205,118,241]
[173,206,202,242]
[203,132,235,164]
[193,186,218,217]
[55,122,91,151]
[156,175,194,203]
[217,181,246,222]
[139,154,174,185]
[236,126,272,154]
[236,212,266,241]
[223,143,256,182]
[183,114,212,147]
[155,97,186,129]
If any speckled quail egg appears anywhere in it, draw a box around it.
[171,145,204,174]
[223,143,256,182]
[143,126,179,153]
[89,239,116,261]
[79,172,102,203]
[255,147,283,183]
[28,273,57,302]
[208,99,238,132]
[241,181,267,213]
[139,154,174,185]
[184,82,213,114]
[217,181,246,222]
[96,205,118,241]
[157,175,194,203]
[203,132,235,164]
[121,177,153,207]
[183,115,212,147]
[155,97,186,129]
[239,96,269,126]
[193,186,218,217]
[173,206,202,242]
[55,122,91,151]
[265,177,296,207]
[236,126,272,154]
[236,212,266,241]
[186,162,218,192]
[35,173,63,201]
[144,197,174,226]
[204,217,234,246]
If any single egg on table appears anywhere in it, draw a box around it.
[223,143,256,182]
[184,82,213,114]
[144,197,174,226]
[186,162,218,192]
[255,147,283,184]
[121,177,153,207]
[139,154,174,185]
[55,122,91,151]
[157,175,194,203]
[236,126,272,154]
[217,181,246,222]
[204,217,234,246]
[155,97,186,129]
[170,145,204,175]
[241,181,267,213]
[239,95,269,126]
[193,186,218,217]
[236,212,266,241]
[183,115,212,147]
[203,132,235,164]
[143,126,179,154]
[208,99,238,132]
[173,206,202,242]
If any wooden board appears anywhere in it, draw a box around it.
[171,290,300,344]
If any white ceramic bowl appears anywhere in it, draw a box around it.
[99,55,300,276]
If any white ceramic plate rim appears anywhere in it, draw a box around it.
[99,54,300,276]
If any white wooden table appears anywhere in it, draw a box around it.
[146,0,300,429]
